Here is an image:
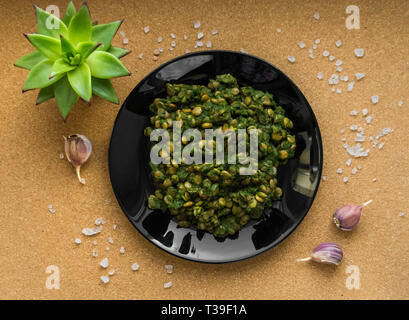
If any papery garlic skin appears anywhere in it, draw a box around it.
[64,134,92,184]
[333,200,372,231]
[297,242,343,266]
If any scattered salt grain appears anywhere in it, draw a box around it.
[211,29,218,35]
[131,262,140,271]
[357,165,362,170]
[371,96,379,104]
[196,41,203,47]
[276,28,281,33]
[95,217,106,226]
[288,56,296,63]
[183,35,188,40]
[372,178,377,182]
[340,129,345,133]
[122,38,128,45]
[119,31,125,37]
[82,226,102,236]
[59,153,64,159]
[335,40,342,47]
[109,269,115,276]
[170,33,176,39]
[165,264,174,274]
[313,44,317,50]
[240,48,247,53]
[120,246,125,254]
[92,249,98,257]
[337,168,343,174]
[197,32,204,40]
[343,177,349,183]
[340,75,348,82]
[106,246,110,251]
[322,176,327,181]
[48,205,56,214]
[398,100,403,107]
[346,143,370,158]
[159,48,164,52]
[331,88,336,92]
[164,281,173,289]
[350,125,358,131]
[75,238,81,245]
[309,53,315,59]
[171,41,176,48]
[185,49,191,53]
[206,41,212,48]
[336,66,343,72]
[355,72,365,80]
[365,116,372,124]
[100,258,109,269]
[329,55,335,61]
[347,82,354,92]
[335,59,343,66]
[138,53,143,60]
[346,159,352,166]
[378,142,385,150]
[194,21,200,29]
[398,212,405,217]
[298,41,305,49]
[308,49,313,53]
[315,38,320,44]
[362,108,368,116]
[113,224,117,230]
[108,237,114,244]
[153,49,160,56]
[143,26,150,34]
[336,88,342,94]
[354,48,365,58]
[317,72,323,80]
[157,36,163,43]
[93,241,97,245]
[314,12,320,20]
[323,50,330,57]
[101,276,109,284]
[352,168,357,175]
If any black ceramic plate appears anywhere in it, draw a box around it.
[109,50,323,263]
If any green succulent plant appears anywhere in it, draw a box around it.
[14,1,131,120]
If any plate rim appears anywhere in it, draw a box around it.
[108,49,323,264]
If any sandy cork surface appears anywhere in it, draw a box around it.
[0,0,408,299]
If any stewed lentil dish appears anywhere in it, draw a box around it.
[144,74,296,237]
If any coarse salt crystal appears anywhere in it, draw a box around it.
[317,72,323,80]
[183,35,188,40]
[108,237,114,244]
[371,96,379,104]
[82,226,102,236]
[75,238,81,245]
[113,224,117,230]
[335,40,342,47]
[194,21,200,29]
[157,36,163,43]
[337,168,343,174]
[378,142,385,149]
[350,125,358,131]
[343,177,349,183]
[197,41,203,47]
[95,217,105,226]
[122,38,128,45]
[106,246,110,251]
[355,72,365,80]
[313,12,320,20]
[59,153,64,159]
[165,264,174,274]
[309,53,315,59]
[372,178,377,182]
[354,48,365,57]
[101,276,109,284]
[329,55,335,61]
[313,44,317,50]
[276,28,281,33]
[352,168,357,175]
[211,29,218,35]
[322,176,327,181]
[347,82,354,92]
[138,53,143,59]
[315,38,320,44]
[206,41,212,48]
[92,249,98,257]
[197,32,204,40]
[346,159,352,166]
[143,26,150,33]
[336,66,343,72]
[120,246,125,254]
[120,31,125,37]
[336,88,342,94]
[164,281,172,289]
[366,116,372,124]
[170,33,176,39]
[362,108,368,116]
[100,258,109,268]
[171,41,176,47]
[288,56,296,63]
[335,59,343,66]
[398,100,403,107]
[323,50,330,57]
[109,269,115,276]
[298,41,305,49]
[131,262,140,271]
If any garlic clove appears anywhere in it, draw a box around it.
[333,200,372,231]
[64,134,92,184]
[297,242,343,266]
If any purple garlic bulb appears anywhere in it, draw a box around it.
[333,200,372,231]
[297,242,343,266]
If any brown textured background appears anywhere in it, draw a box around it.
[0,0,408,300]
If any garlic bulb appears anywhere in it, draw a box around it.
[64,134,92,184]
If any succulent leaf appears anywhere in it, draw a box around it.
[86,51,130,79]
[91,20,122,51]
[92,77,119,104]
[35,5,68,39]
[36,86,55,105]
[68,5,92,45]
[26,34,61,61]
[54,76,79,119]
[107,46,130,59]
[67,63,92,102]
[14,51,47,70]
[50,58,76,79]
[76,41,101,61]
[60,35,76,55]
[23,60,64,91]
[62,1,76,26]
